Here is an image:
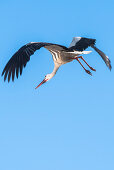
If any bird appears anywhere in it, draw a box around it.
[2,37,112,89]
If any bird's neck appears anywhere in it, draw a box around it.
[50,64,60,79]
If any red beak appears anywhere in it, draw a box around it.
[35,79,47,89]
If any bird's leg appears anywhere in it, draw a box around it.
[75,58,92,76]
[77,56,96,71]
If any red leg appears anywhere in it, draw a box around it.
[76,58,92,76]
[78,56,96,71]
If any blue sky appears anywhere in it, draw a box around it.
[0,0,114,170]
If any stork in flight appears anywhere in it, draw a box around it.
[2,37,112,89]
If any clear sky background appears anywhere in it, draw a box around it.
[0,0,114,170]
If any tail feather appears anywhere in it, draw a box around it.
[91,45,112,71]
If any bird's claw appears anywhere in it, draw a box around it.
[85,70,92,76]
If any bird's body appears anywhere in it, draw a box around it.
[2,37,112,88]
[45,45,91,65]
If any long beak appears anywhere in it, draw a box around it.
[35,79,47,89]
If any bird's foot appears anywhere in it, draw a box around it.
[85,70,92,76]
[90,67,96,71]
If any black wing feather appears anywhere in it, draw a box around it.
[2,42,47,82]
[12,66,15,82]
[2,42,68,82]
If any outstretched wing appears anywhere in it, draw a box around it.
[2,42,68,82]
[69,37,112,70]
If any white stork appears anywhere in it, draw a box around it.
[2,37,112,89]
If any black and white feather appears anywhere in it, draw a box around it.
[69,37,112,70]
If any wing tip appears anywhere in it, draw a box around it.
[108,59,112,71]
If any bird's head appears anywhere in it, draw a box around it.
[35,74,53,89]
